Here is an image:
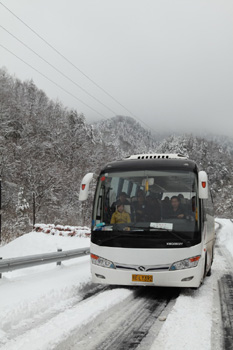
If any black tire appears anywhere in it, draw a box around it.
[206,266,211,277]
[206,247,214,277]
[203,253,207,280]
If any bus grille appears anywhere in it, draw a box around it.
[115,263,170,272]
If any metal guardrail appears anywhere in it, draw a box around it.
[0,247,90,276]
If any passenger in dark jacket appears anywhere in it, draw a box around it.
[167,196,186,219]
[144,195,161,222]
[131,190,146,222]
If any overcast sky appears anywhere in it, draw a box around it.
[0,0,233,136]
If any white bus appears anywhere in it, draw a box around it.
[79,154,215,288]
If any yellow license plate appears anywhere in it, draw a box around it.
[132,274,153,282]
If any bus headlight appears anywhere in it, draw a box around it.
[169,255,201,271]
[91,254,115,269]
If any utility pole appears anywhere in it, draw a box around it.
[0,153,2,244]
[32,192,36,228]
[0,175,2,244]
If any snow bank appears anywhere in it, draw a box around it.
[215,218,233,257]
[2,288,132,350]
[34,223,91,237]
[0,226,91,282]
[0,224,90,259]
[0,225,92,349]
[0,226,135,350]
[151,278,214,350]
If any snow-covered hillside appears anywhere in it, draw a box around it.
[1,68,233,246]
[93,115,159,158]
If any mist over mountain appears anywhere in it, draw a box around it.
[92,116,160,158]
[0,68,232,242]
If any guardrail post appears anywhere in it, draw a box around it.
[57,248,62,266]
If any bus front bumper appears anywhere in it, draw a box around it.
[91,262,204,288]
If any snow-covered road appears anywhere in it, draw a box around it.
[0,219,233,350]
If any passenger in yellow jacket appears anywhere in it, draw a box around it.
[110,203,131,224]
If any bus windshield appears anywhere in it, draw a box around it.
[92,170,200,248]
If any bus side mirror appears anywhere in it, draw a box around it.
[198,171,208,199]
[79,173,94,201]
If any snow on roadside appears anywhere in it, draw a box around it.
[0,224,90,259]
[3,288,132,350]
[34,223,91,238]
[215,218,233,257]
[0,225,134,350]
[150,276,214,350]
[0,225,92,349]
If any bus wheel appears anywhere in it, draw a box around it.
[206,249,213,277]
[203,253,208,281]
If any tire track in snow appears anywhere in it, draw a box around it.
[58,287,180,350]
[0,282,109,349]
[1,287,133,350]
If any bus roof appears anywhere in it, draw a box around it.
[101,154,198,174]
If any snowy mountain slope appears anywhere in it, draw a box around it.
[92,115,159,158]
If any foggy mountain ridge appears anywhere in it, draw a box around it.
[0,68,232,243]
[92,115,160,158]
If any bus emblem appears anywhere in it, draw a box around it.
[138,266,146,271]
